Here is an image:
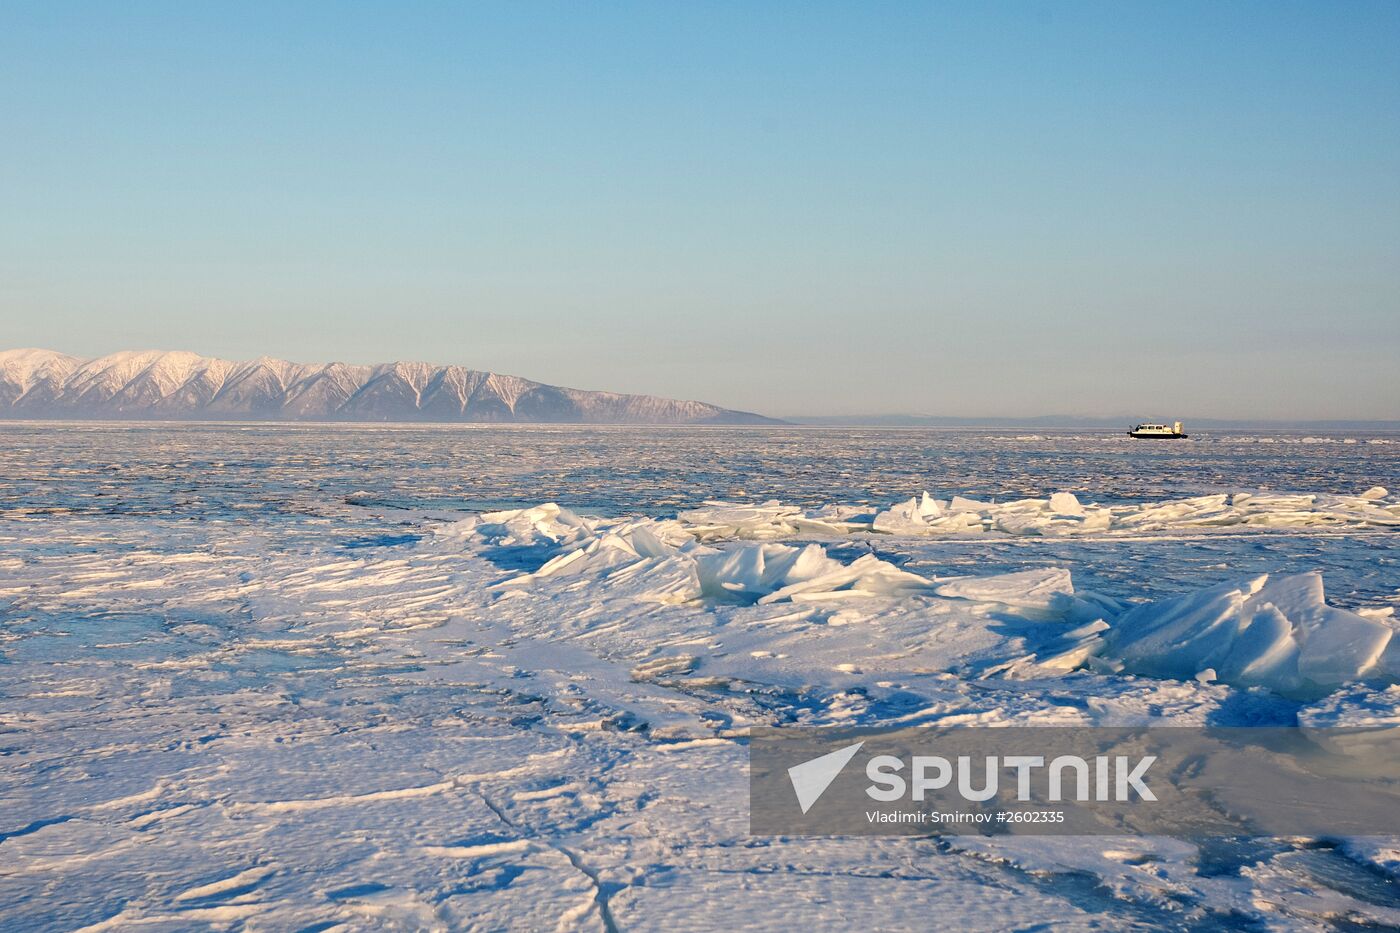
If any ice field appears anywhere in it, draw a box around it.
[3,423,1400,930]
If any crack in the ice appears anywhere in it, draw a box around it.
[475,788,622,933]
[0,814,76,843]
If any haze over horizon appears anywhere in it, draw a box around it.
[3,2,1398,419]
[13,341,1400,425]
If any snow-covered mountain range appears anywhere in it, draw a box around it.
[0,349,780,424]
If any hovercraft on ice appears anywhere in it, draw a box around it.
[1128,420,1188,439]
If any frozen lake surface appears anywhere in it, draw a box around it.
[3,423,1399,930]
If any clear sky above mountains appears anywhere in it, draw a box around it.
[2,2,1397,418]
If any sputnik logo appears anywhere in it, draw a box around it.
[787,741,864,814]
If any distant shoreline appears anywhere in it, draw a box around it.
[3,417,1399,434]
[782,416,1400,431]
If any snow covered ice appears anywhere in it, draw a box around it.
[3,423,1400,930]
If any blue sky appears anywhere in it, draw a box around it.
[2,1,1397,418]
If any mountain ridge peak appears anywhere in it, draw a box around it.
[0,348,781,425]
